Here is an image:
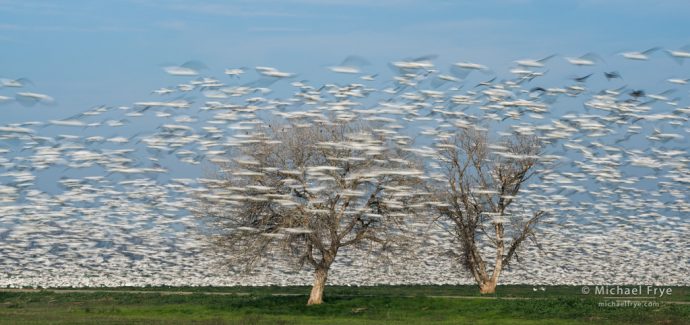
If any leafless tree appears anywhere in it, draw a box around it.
[197,118,425,304]
[427,127,548,294]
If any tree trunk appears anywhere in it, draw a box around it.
[482,236,503,295]
[479,278,497,294]
[307,267,328,305]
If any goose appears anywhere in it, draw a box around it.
[603,71,622,81]
[391,56,436,71]
[665,46,690,63]
[620,47,659,60]
[224,67,246,78]
[152,87,175,95]
[453,61,488,70]
[564,53,601,66]
[15,92,55,106]
[514,54,556,68]
[255,66,295,78]
[0,77,32,88]
[134,99,191,109]
[328,56,370,74]
[667,78,688,85]
[328,66,361,74]
[163,61,206,76]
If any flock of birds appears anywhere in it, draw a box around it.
[0,47,689,288]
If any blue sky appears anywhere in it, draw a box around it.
[1,0,690,122]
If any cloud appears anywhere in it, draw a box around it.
[0,0,74,16]
[0,24,144,33]
[154,21,188,31]
[576,0,690,15]
[131,0,295,17]
[231,0,532,8]
[405,18,519,33]
[259,0,422,7]
[247,27,307,33]
[0,24,20,31]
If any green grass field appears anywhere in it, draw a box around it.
[1,285,688,324]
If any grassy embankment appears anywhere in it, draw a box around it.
[1,285,688,324]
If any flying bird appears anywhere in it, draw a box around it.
[564,53,602,66]
[15,92,55,106]
[620,47,660,60]
[665,45,690,64]
[514,54,556,68]
[328,55,370,74]
[163,61,207,76]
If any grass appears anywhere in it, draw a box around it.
[0,285,688,324]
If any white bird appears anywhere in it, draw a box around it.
[328,66,361,74]
[514,54,556,68]
[163,61,206,76]
[667,78,688,85]
[152,87,175,95]
[49,120,86,127]
[15,92,55,106]
[392,60,434,70]
[224,68,245,78]
[564,53,601,66]
[0,77,31,88]
[666,49,690,59]
[391,55,436,71]
[665,46,690,64]
[255,66,295,78]
[620,47,659,60]
[454,62,488,70]
[328,55,370,74]
[450,61,490,79]
[134,99,191,109]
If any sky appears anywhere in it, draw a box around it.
[1,0,690,123]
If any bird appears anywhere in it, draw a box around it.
[603,71,622,81]
[15,92,55,106]
[255,66,295,78]
[564,53,601,66]
[328,55,370,74]
[572,74,593,83]
[390,55,437,72]
[619,47,660,60]
[0,77,32,88]
[162,61,207,76]
[664,46,690,64]
[224,67,246,78]
[514,54,556,68]
[629,89,645,99]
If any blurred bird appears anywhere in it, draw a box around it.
[163,61,207,76]
[620,47,659,60]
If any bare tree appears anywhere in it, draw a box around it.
[427,127,548,294]
[198,118,424,305]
